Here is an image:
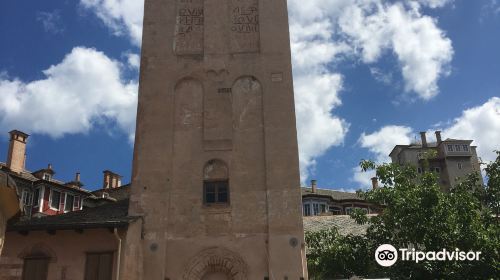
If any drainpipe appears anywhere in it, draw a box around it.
[113,228,122,280]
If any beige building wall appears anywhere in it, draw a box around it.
[0,228,127,280]
[125,0,307,278]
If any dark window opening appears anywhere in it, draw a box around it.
[84,252,113,280]
[50,190,61,210]
[22,257,49,280]
[33,188,40,207]
[204,180,229,205]
[65,195,75,212]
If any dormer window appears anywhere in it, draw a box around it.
[203,159,229,206]
[463,145,469,152]
[43,173,51,181]
[447,145,453,152]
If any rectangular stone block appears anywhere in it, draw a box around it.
[229,0,260,53]
[174,0,204,55]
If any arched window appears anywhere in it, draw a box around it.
[203,160,229,205]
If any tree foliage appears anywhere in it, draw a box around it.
[305,151,500,279]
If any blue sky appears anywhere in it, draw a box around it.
[0,0,499,192]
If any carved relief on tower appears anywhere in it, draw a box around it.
[229,0,260,53]
[183,247,248,280]
[174,0,204,55]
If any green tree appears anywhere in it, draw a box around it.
[305,152,500,279]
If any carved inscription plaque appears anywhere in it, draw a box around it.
[229,0,260,53]
[174,0,204,55]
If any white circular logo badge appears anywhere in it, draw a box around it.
[375,244,398,267]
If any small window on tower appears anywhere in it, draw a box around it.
[203,159,230,206]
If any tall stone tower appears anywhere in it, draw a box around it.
[124,0,307,278]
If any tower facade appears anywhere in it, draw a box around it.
[125,0,307,278]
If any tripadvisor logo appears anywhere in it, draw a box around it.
[375,244,481,267]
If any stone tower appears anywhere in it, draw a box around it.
[124,0,307,279]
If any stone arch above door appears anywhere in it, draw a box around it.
[18,243,57,263]
[183,247,248,280]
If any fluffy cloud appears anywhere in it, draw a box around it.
[79,0,144,46]
[338,1,453,99]
[289,2,352,181]
[412,0,453,9]
[288,0,452,180]
[353,125,414,187]
[0,47,138,140]
[359,125,414,162]
[443,97,500,163]
[36,10,65,34]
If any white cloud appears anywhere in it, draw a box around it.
[338,1,453,99]
[125,53,140,70]
[352,166,376,189]
[370,67,393,85]
[288,0,452,181]
[352,125,414,187]
[0,47,138,141]
[359,125,414,162]
[36,10,65,34]
[443,97,500,163]
[79,0,144,46]
[412,0,453,9]
[289,1,351,182]
[480,0,500,22]
[294,73,349,181]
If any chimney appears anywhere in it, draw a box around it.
[6,130,29,173]
[420,132,428,148]
[103,170,122,189]
[67,172,83,188]
[371,177,379,190]
[311,179,317,193]
[435,131,442,144]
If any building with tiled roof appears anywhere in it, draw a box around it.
[301,180,382,216]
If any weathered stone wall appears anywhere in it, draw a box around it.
[127,0,307,278]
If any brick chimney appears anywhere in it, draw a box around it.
[6,130,29,173]
[435,131,442,144]
[67,172,83,188]
[311,179,317,193]
[103,170,122,189]
[420,132,428,148]
[371,177,379,189]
